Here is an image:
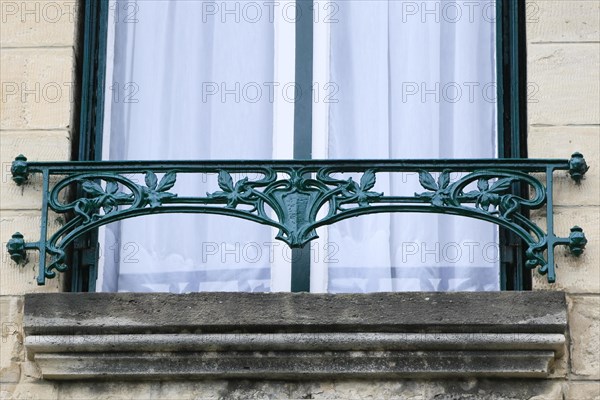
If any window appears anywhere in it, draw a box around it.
[71,0,530,293]
[6,0,586,383]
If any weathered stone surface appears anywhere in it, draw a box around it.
[528,127,599,207]
[532,207,600,293]
[0,48,75,130]
[0,296,23,384]
[528,44,600,125]
[526,0,600,43]
[564,381,600,400]
[568,295,600,379]
[23,292,568,335]
[548,340,568,378]
[0,0,77,48]
[25,332,566,354]
[0,382,58,400]
[51,379,565,400]
[21,292,567,380]
[25,332,565,380]
[33,350,559,380]
[0,131,71,211]
[18,358,42,383]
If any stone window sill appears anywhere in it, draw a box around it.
[23,291,566,380]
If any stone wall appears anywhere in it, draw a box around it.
[1,0,599,399]
[1,1,73,397]
[527,1,600,398]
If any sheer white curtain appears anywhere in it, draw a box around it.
[99,0,292,292]
[313,0,499,291]
[100,0,499,293]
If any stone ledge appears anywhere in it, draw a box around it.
[23,291,567,334]
[23,292,567,380]
[32,350,557,380]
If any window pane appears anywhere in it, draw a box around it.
[312,0,499,291]
[98,0,291,293]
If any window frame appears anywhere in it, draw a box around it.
[71,0,530,292]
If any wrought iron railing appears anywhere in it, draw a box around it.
[7,153,589,286]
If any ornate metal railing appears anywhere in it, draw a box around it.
[7,153,589,286]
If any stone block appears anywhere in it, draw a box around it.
[564,381,600,400]
[528,44,600,126]
[0,48,75,130]
[568,295,600,379]
[0,0,77,48]
[526,0,600,43]
[0,296,23,384]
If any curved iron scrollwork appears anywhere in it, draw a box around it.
[7,154,589,285]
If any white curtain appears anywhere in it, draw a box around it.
[315,0,499,291]
[99,0,290,292]
[100,0,499,293]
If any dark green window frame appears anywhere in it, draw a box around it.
[71,0,530,292]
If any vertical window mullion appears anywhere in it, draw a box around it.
[72,0,109,292]
[291,0,314,292]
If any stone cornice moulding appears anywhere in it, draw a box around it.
[23,291,567,380]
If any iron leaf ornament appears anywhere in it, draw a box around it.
[207,170,255,208]
[416,170,452,207]
[142,171,178,208]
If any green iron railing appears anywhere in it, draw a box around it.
[7,153,589,287]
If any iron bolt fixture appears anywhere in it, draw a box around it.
[7,232,26,264]
[11,154,29,185]
[568,152,589,183]
[568,226,587,256]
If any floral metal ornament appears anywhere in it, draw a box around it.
[6,154,589,285]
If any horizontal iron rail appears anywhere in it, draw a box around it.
[18,158,573,173]
[6,153,589,288]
